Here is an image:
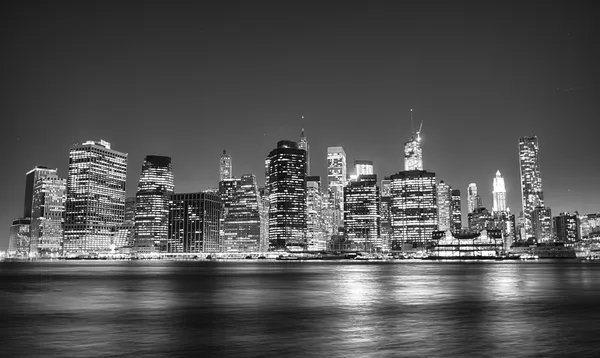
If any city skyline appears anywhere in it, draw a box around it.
[1,1,598,249]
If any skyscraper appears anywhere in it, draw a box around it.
[299,120,310,175]
[134,155,174,253]
[30,173,66,256]
[554,212,580,243]
[390,170,437,250]
[344,174,381,251]
[468,207,495,232]
[436,181,452,232]
[167,192,221,253]
[519,136,544,239]
[404,109,423,171]
[532,206,552,242]
[266,141,307,250]
[125,197,136,222]
[467,183,482,213]
[327,146,346,234]
[220,149,232,181]
[24,166,57,218]
[63,140,128,254]
[492,170,507,213]
[219,175,261,252]
[8,219,31,257]
[380,178,392,252]
[354,160,374,177]
[450,189,462,233]
[306,176,326,251]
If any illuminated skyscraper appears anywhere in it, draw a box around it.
[167,192,221,253]
[451,189,462,233]
[390,170,437,250]
[380,178,392,252]
[125,197,136,221]
[436,181,452,232]
[404,109,423,171]
[24,166,57,218]
[306,176,326,251]
[492,170,507,213]
[30,174,66,256]
[299,120,310,175]
[354,160,374,177]
[344,174,381,251]
[219,174,261,252]
[553,212,579,243]
[63,140,128,254]
[467,183,482,213]
[220,149,232,181]
[266,141,307,250]
[532,206,552,242]
[8,219,31,257]
[519,136,544,239]
[134,155,174,253]
[468,207,495,232]
[327,146,346,234]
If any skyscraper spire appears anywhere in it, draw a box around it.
[220,150,232,180]
[299,116,309,175]
[492,170,507,213]
[404,109,423,170]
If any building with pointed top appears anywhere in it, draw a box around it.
[220,150,232,181]
[467,183,482,213]
[404,109,423,171]
[492,170,507,213]
[299,119,310,175]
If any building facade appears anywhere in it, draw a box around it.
[492,170,507,213]
[468,207,495,232]
[344,174,381,251]
[306,176,326,251]
[167,192,221,253]
[553,212,580,243]
[220,149,232,181]
[30,174,66,256]
[219,175,261,252]
[380,178,392,252]
[8,219,31,257]
[354,160,374,177]
[266,141,307,250]
[63,140,128,254]
[436,181,452,232]
[467,183,482,213]
[532,206,552,242]
[327,146,347,235]
[519,136,544,239]
[24,166,57,218]
[451,189,462,233]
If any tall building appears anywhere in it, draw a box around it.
[134,156,174,253]
[167,192,221,253]
[125,197,136,222]
[220,149,232,181]
[220,175,261,252]
[258,188,270,251]
[390,170,437,250]
[63,140,128,254]
[8,219,31,257]
[344,174,381,251]
[380,178,392,252]
[467,183,482,213]
[468,207,495,232]
[519,136,544,239]
[494,211,516,251]
[327,147,347,234]
[24,166,57,218]
[30,174,66,256]
[306,176,326,251]
[492,170,507,213]
[299,121,310,175]
[580,213,600,240]
[266,141,307,250]
[354,160,374,177]
[450,189,462,233]
[532,206,552,242]
[553,212,579,243]
[436,181,452,232]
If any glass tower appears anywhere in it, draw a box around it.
[306,176,326,251]
[63,140,128,254]
[220,150,232,181]
[354,160,374,177]
[219,174,261,252]
[467,183,482,213]
[24,166,57,218]
[134,155,174,253]
[344,174,381,251]
[519,136,544,239]
[450,189,462,233]
[327,146,346,234]
[436,181,452,232]
[492,170,507,213]
[30,173,66,257]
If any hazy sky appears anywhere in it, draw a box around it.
[1,1,598,248]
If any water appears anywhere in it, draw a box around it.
[1,260,600,357]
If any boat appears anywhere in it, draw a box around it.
[276,255,299,260]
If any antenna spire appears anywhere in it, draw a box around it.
[410,109,414,135]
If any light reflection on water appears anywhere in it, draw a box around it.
[2,261,600,357]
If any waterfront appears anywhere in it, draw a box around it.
[2,261,600,357]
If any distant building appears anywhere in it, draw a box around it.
[380,178,392,252]
[467,183,482,213]
[553,212,579,243]
[431,229,503,258]
[468,207,495,232]
[258,188,270,251]
[327,146,347,234]
[436,181,452,232]
[354,160,374,177]
[220,150,232,181]
[219,175,261,252]
[299,123,310,175]
[492,170,507,213]
[8,219,31,257]
[450,189,462,233]
[24,166,57,218]
[519,136,545,239]
[580,213,600,240]
[532,206,552,242]
[167,192,221,253]
[390,170,437,251]
[266,141,307,250]
[134,156,174,253]
[63,140,127,254]
[306,176,326,251]
[344,174,381,251]
[30,174,66,256]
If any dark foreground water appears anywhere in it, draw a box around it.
[2,261,600,357]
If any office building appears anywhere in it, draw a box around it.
[580,213,600,240]
[344,174,381,251]
[554,212,580,243]
[437,181,452,232]
[327,146,347,234]
[404,110,423,171]
[467,183,482,213]
[63,140,128,254]
[167,192,221,253]
[134,155,174,253]
[299,122,310,175]
[380,178,392,252]
[220,149,232,181]
[306,176,326,251]
[519,136,545,239]
[492,170,507,213]
[532,206,552,242]
[30,174,66,256]
[220,175,261,252]
[451,189,462,233]
[468,207,495,232]
[266,141,307,250]
[354,160,374,177]
[24,166,57,218]
[8,219,31,257]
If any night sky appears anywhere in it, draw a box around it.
[1,1,598,249]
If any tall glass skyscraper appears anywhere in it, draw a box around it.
[220,150,232,181]
[63,140,128,254]
[299,123,310,175]
[519,136,544,239]
[30,173,66,256]
[450,189,462,233]
[467,183,482,213]
[327,146,346,234]
[266,141,307,250]
[134,155,174,253]
[344,174,381,251]
[532,206,552,242]
[436,181,452,232]
[8,219,31,257]
[24,166,57,218]
[492,170,507,213]
[380,178,392,252]
[167,192,221,253]
[306,176,326,251]
[219,174,261,252]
